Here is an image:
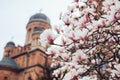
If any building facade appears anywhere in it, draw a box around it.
[0,13,52,80]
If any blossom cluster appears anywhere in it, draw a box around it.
[40,0,120,80]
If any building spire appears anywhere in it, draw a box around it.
[39,9,43,13]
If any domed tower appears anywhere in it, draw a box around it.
[0,12,52,80]
[4,41,15,57]
[0,41,19,80]
[25,13,51,50]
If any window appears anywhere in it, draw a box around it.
[28,77,32,80]
[3,77,8,80]
[34,27,44,34]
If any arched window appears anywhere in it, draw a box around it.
[28,77,32,80]
[3,77,8,80]
[33,27,44,34]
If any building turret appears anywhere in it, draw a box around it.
[4,41,15,57]
[25,13,51,47]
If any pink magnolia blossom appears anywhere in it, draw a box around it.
[62,12,71,26]
[64,19,70,25]
[69,32,75,41]
[62,53,71,61]
[53,25,60,34]
[74,0,79,2]
[47,34,54,43]
[40,29,57,47]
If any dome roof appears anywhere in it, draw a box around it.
[5,41,15,48]
[28,13,50,25]
[32,27,44,34]
[0,58,19,70]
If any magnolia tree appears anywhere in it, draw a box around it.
[40,0,120,80]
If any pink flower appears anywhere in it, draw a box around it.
[69,33,75,41]
[78,56,83,62]
[79,36,85,41]
[47,47,57,55]
[47,34,54,44]
[98,19,106,28]
[88,0,95,3]
[62,53,70,61]
[61,38,66,45]
[80,22,86,29]
[72,75,77,80]
[80,35,88,41]
[85,12,90,23]
[54,25,60,33]
[40,29,56,47]
[74,0,79,2]
[79,13,90,29]
[50,50,56,55]
[64,56,70,61]
[64,19,70,26]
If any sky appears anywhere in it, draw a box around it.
[0,0,71,60]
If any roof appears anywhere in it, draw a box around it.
[5,41,15,48]
[0,58,19,70]
[28,13,50,25]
